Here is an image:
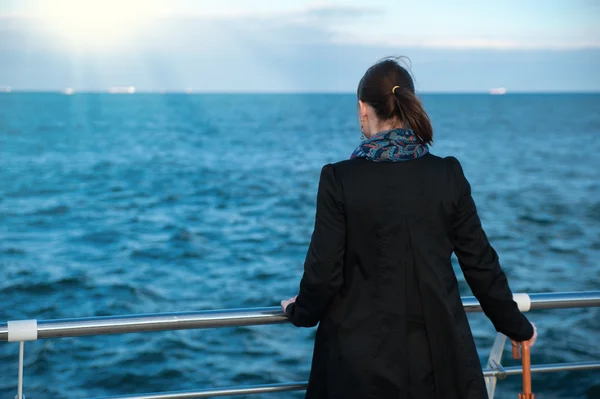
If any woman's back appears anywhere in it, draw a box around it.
[327,154,456,321]
[319,154,463,398]
[281,58,535,399]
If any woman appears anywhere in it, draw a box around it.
[280,58,537,399]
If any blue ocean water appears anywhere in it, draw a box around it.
[0,93,599,399]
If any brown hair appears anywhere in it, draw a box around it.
[357,57,433,144]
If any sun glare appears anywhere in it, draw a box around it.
[35,0,160,49]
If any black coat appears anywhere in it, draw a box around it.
[285,154,533,399]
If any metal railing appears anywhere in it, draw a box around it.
[81,361,600,399]
[1,291,599,399]
[2,291,599,341]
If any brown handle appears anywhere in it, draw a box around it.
[512,342,520,359]
[514,342,534,399]
[521,342,532,395]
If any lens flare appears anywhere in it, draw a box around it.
[34,0,160,49]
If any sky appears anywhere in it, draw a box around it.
[1,0,599,92]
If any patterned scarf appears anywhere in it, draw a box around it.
[350,128,429,162]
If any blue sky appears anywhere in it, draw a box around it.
[1,0,599,92]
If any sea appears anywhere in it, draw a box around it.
[0,93,599,399]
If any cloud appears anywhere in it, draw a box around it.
[339,36,600,50]
[2,3,598,51]
[298,4,381,21]
[0,4,380,52]
[1,7,599,92]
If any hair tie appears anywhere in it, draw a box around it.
[392,85,400,94]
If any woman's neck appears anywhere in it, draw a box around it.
[367,120,403,138]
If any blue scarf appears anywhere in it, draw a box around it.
[350,128,429,162]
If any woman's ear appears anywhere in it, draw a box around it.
[358,100,368,121]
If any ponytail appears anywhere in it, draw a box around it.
[392,89,433,144]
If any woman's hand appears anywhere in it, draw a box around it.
[281,295,298,314]
[512,322,537,348]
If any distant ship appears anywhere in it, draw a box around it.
[0,86,12,93]
[489,87,507,95]
[63,88,75,95]
[108,86,136,94]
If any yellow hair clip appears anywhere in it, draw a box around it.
[392,85,400,94]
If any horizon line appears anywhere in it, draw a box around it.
[1,89,600,95]
[0,89,600,96]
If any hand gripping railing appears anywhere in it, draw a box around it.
[1,291,599,399]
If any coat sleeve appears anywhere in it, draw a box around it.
[448,157,534,342]
[285,164,346,327]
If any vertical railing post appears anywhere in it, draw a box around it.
[485,333,507,399]
[7,320,37,399]
[16,341,25,399]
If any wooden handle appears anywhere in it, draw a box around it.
[513,342,534,399]
[512,342,534,398]
[521,342,532,395]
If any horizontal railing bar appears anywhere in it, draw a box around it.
[462,291,600,313]
[0,307,288,342]
[88,382,308,399]
[482,361,600,377]
[1,291,599,341]
[87,361,600,399]
[526,291,600,311]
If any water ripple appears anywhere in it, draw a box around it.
[0,93,599,398]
